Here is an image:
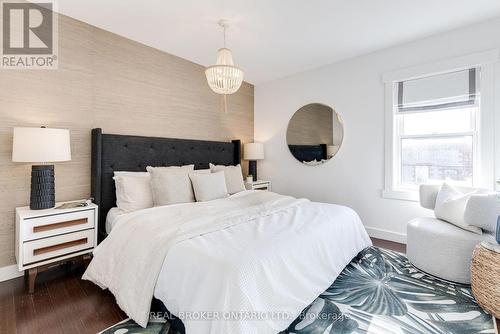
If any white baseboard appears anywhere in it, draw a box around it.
[0,264,23,282]
[365,226,407,244]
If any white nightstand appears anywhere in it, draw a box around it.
[245,180,272,191]
[15,201,98,293]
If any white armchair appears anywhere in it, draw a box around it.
[407,185,498,284]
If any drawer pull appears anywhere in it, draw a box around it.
[33,218,88,233]
[33,238,88,256]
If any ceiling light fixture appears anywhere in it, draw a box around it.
[205,20,244,112]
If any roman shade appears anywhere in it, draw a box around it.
[397,68,479,112]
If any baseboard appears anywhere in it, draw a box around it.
[0,264,23,282]
[365,226,407,244]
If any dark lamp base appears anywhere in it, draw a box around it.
[248,160,257,182]
[30,165,55,210]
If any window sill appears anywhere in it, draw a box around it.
[382,189,419,202]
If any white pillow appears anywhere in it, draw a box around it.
[192,168,211,174]
[209,163,245,195]
[147,165,195,205]
[434,183,481,234]
[113,172,153,213]
[189,171,229,202]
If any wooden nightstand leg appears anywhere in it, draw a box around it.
[83,254,91,267]
[27,268,38,294]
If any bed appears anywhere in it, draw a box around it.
[84,128,371,334]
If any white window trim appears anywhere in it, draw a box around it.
[382,50,499,201]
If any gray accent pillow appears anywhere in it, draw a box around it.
[209,163,245,195]
[146,165,195,206]
[189,171,229,202]
[464,193,500,233]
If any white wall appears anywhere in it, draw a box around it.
[255,17,500,243]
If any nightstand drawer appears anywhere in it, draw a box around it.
[23,229,95,265]
[23,209,95,241]
[253,183,269,191]
[245,180,271,191]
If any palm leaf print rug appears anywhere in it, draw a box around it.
[100,247,497,334]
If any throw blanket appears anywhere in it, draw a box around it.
[83,192,307,327]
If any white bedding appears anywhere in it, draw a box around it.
[105,191,253,234]
[84,191,371,334]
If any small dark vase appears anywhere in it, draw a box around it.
[496,216,500,244]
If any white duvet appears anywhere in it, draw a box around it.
[83,191,371,333]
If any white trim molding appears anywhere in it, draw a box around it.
[382,50,499,201]
[365,226,407,244]
[0,264,23,282]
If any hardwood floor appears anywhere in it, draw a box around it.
[371,237,406,253]
[0,239,497,333]
[0,263,126,334]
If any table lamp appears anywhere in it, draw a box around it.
[243,142,264,181]
[12,127,71,210]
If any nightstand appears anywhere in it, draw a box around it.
[245,180,271,191]
[15,201,98,293]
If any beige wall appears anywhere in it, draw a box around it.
[286,103,333,145]
[0,14,254,267]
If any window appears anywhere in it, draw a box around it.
[383,51,498,201]
[394,68,480,190]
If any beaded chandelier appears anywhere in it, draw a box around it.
[205,20,244,95]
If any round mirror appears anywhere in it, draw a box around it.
[286,103,344,165]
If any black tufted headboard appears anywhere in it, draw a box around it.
[91,128,241,241]
[288,144,327,162]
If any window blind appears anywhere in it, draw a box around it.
[397,68,478,112]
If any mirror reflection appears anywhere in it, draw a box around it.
[286,103,344,165]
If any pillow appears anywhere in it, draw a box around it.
[209,163,245,194]
[434,183,481,234]
[113,172,153,213]
[464,193,500,233]
[192,168,211,174]
[146,165,195,205]
[189,171,229,202]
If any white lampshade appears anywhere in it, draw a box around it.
[244,143,264,160]
[12,127,71,163]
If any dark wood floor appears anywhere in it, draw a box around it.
[0,238,496,333]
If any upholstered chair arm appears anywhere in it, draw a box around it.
[419,185,441,210]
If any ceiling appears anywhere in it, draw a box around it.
[57,0,500,84]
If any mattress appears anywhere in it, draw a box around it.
[86,191,371,333]
[105,207,123,234]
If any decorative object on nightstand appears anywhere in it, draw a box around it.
[481,216,500,252]
[12,127,71,210]
[496,215,500,244]
[471,243,500,319]
[245,180,271,191]
[243,142,264,181]
[15,201,98,293]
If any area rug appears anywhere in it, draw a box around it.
[99,247,497,334]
